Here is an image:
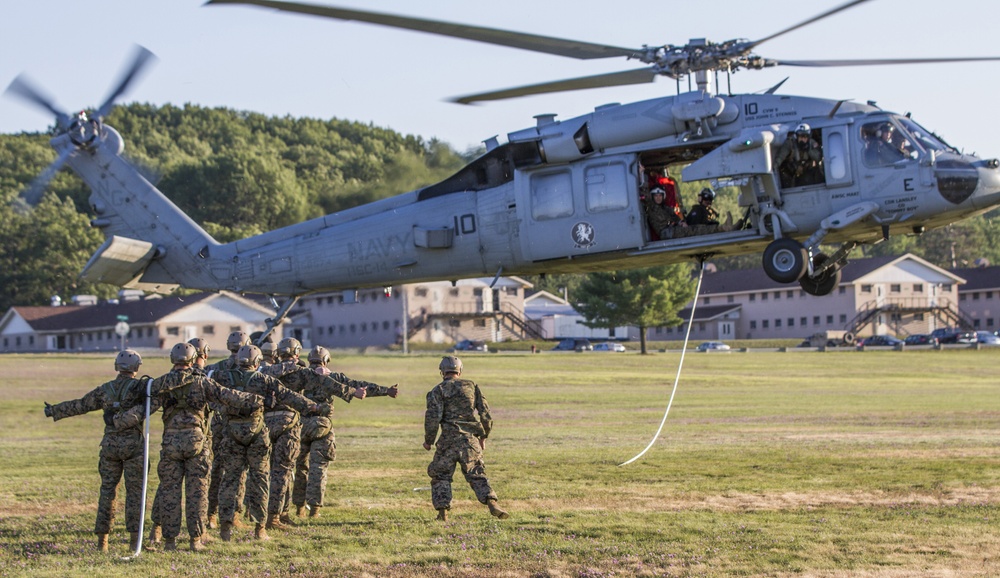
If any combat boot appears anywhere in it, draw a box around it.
[129,532,141,551]
[206,514,218,529]
[219,521,233,542]
[265,513,288,531]
[487,499,509,519]
[254,523,270,541]
[189,537,205,552]
[308,505,322,519]
[148,524,162,548]
[231,516,245,529]
[200,532,214,545]
[96,533,109,552]
[279,512,297,527]
[295,505,306,517]
[435,509,448,522]
[164,538,177,551]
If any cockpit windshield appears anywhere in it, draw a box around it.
[895,117,953,153]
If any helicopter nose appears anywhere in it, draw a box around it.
[971,161,1000,211]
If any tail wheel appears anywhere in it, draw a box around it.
[762,238,807,283]
[800,253,842,296]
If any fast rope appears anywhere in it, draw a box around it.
[620,259,707,467]
[121,378,153,561]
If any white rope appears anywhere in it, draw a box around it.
[121,378,153,561]
[619,260,707,467]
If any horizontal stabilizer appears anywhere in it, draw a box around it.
[80,235,177,293]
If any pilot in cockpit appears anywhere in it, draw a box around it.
[863,122,911,166]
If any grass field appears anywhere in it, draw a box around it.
[1,349,998,577]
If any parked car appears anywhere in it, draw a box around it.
[857,335,903,347]
[975,331,1000,345]
[552,338,593,351]
[450,339,488,352]
[903,334,938,346]
[696,341,731,351]
[932,328,977,344]
[592,342,626,352]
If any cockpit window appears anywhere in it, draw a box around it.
[895,117,951,153]
[861,120,916,167]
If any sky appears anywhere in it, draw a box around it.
[3,0,1000,156]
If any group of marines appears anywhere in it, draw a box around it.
[44,332,508,552]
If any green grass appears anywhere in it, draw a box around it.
[1,350,999,576]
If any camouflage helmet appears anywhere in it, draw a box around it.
[307,346,331,366]
[439,355,463,375]
[170,342,197,365]
[226,330,251,353]
[236,344,263,368]
[276,337,302,359]
[187,337,211,359]
[114,349,142,373]
[260,339,277,358]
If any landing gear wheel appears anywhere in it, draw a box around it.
[799,253,842,296]
[762,238,807,283]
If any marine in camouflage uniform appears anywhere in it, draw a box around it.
[149,337,214,549]
[43,350,148,552]
[211,344,321,541]
[204,330,250,529]
[289,346,399,519]
[423,356,508,521]
[118,343,263,551]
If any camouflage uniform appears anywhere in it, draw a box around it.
[204,355,245,522]
[424,376,498,510]
[47,374,147,537]
[211,366,318,526]
[118,368,262,544]
[283,366,392,512]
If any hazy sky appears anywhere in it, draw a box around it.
[3,0,1000,155]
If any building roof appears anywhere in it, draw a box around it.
[699,254,962,295]
[950,266,1000,291]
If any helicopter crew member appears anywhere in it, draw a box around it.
[424,356,508,522]
[116,343,263,551]
[775,123,823,187]
[644,187,688,240]
[205,330,251,530]
[291,346,399,520]
[211,344,324,541]
[863,122,908,166]
[686,188,722,233]
[43,350,148,553]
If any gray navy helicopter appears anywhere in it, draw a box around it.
[7,0,1000,336]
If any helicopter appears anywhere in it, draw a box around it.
[7,0,1000,337]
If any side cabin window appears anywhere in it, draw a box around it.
[530,170,573,220]
[585,162,628,212]
[774,127,825,189]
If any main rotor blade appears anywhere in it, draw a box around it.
[450,68,661,105]
[749,0,875,49]
[5,75,70,127]
[206,0,639,60]
[21,147,74,206]
[775,56,1000,67]
[95,45,156,120]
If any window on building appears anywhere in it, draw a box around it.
[749,321,757,330]
[448,319,461,327]
[861,285,872,293]
[383,321,390,331]
[826,315,833,324]
[762,320,769,328]
[703,297,710,305]
[202,325,215,335]
[761,293,768,301]
[974,319,981,328]
[914,313,924,321]
[788,318,795,327]
[229,326,241,332]
[813,316,820,325]
[800,317,807,326]
[727,295,734,303]
[914,284,923,293]
[749,294,756,302]
[838,286,846,295]
[775,319,782,328]
[942,284,952,292]
[474,319,486,327]
[473,288,483,297]
[960,294,967,301]
[317,326,324,336]
[415,288,428,297]
[699,322,706,331]
[839,314,847,323]
[787,290,795,299]
[166,327,180,336]
[28,336,34,345]
[988,318,995,327]
[890,284,901,293]
[774,291,781,300]
[350,324,356,333]
[973,292,981,300]
[988,291,994,299]
[654,327,663,335]
[16,337,21,346]
[449,288,460,297]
